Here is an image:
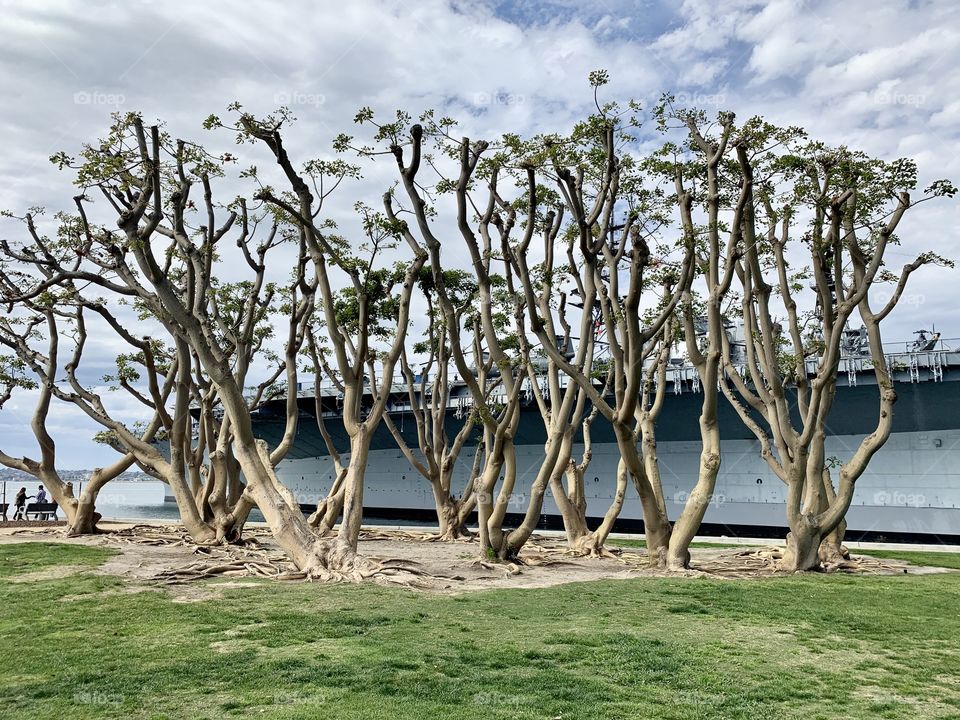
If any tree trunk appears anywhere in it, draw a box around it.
[486,438,517,552]
[432,482,469,540]
[334,428,374,561]
[310,486,346,536]
[615,423,671,561]
[231,439,335,575]
[818,519,849,566]
[667,443,722,571]
[474,440,507,560]
[162,464,218,544]
[551,469,590,546]
[556,457,628,556]
[66,490,102,536]
[500,430,571,559]
[817,469,849,564]
[209,493,254,543]
[57,469,115,536]
[781,518,822,572]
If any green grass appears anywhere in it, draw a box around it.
[613,538,960,569]
[849,549,960,570]
[1,543,959,719]
[0,542,116,578]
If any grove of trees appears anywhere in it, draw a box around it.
[0,74,953,575]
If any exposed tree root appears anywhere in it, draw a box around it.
[357,528,477,544]
[726,547,914,575]
[614,551,655,566]
[565,543,623,560]
[115,526,466,588]
[469,559,523,576]
[107,524,218,548]
[464,538,624,574]
[9,525,933,588]
[147,549,446,586]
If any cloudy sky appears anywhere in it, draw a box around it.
[0,0,957,468]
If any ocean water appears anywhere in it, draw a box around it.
[0,480,267,522]
[0,480,417,526]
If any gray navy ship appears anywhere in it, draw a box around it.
[244,326,960,542]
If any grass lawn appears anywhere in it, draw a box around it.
[847,549,960,570]
[1,543,959,719]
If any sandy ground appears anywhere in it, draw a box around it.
[1,521,954,599]
[0,520,66,529]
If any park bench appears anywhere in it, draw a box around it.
[0,503,6,521]
[25,502,58,521]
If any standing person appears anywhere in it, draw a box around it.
[35,486,47,504]
[14,487,29,521]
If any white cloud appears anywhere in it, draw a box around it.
[0,0,957,465]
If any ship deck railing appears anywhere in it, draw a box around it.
[240,337,960,416]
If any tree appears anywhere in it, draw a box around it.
[716,125,955,570]
[644,103,747,569]
[506,93,693,561]
[93,267,308,543]
[361,113,564,560]
[380,267,483,540]
[0,309,144,535]
[4,114,355,574]
[227,107,429,564]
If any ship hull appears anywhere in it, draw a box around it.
[271,427,960,543]
[252,367,960,543]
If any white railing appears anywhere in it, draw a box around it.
[242,334,960,414]
[880,336,958,355]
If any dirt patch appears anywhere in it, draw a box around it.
[0,525,952,596]
[0,520,66,529]
[9,564,91,583]
[59,585,153,602]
